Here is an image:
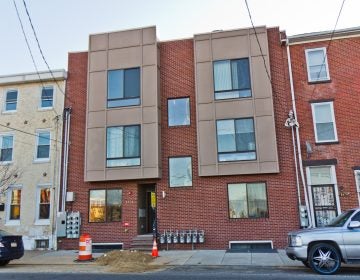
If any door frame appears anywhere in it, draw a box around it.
[306,165,341,227]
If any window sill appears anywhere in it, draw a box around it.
[315,141,339,145]
[168,124,191,128]
[38,107,54,111]
[34,220,50,226]
[308,79,332,85]
[214,96,252,102]
[169,185,193,188]
[5,220,20,226]
[2,110,17,115]
[33,159,51,164]
[0,161,13,165]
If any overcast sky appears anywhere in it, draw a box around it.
[0,0,358,75]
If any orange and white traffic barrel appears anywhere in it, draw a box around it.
[78,233,93,261]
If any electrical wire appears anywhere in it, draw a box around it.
[244,0,272,83]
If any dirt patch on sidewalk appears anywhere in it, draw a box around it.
[96,250,164,273]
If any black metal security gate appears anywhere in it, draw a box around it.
[312,185,338,227]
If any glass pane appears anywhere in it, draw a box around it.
[108,70,124,99]
[39,204,50,219]
[41,87,53,107]
[0,148,12,161]
[231,59,251,91]
[219,152,256,161]
[314,104,332,123]
[214,61,232,91]
[10,205,20,220]
[310,66,328,80]
[3,136,13,149]
[37,145,50,159]
[6,90,17,101]
[169,157,192,187]
[310,167,332,185]
[235,119,255,152]
[38,132,50,145]
[316,123,335,141]
[228,184,248,218]
[107,127,123,159]
[6,102,16,111]
[89,190,106,222]
[107,98,140,107]
[124,126,140,158]
[168,98,190,126]
[107,158,140,167]
[11,189,21,204]
[217,120,236,153]
[124,68,140,98]
[308,50,325,66]
[106,189,122,222]
[40,189,51,203]
[247,183,268,218]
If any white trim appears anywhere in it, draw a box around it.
[305,47,330,82]
[228,240,273,249]
[5,185,22,226]
[311,101,338,143]
[306,165,340,227]
[354,170,360,207]
[0,132,15,164]
[38,85,55,110]
[35,184,52,224]
[34,129,51,162]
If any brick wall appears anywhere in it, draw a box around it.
[290,37,360,211]
[61,27,301,250]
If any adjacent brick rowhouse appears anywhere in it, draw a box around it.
[60,27,301,250]
[290,36,360,210]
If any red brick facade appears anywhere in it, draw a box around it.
[289,36,360,218]
[60,27,302,250]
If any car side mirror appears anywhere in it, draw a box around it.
[348,221,360,229]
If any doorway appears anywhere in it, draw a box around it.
[138,184,156,234]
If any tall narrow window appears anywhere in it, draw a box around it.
[216,118,256,161]
[36,131,51,160]
[41,86,54,108]
[169,157,192,187]
[9,189,21,220]
[106,125,140,167]
[0,135,13,162]
[5,90,18,111]
[107,68,140,107]
[228,183,268,219]
[305,48,330,82]
[213,58,251,100]
[89,189,122,223]
[168,98,190,126]
[311,102,337,143]
[38,188,51,220]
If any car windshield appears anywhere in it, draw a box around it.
[327,210,355,227]
[0,229,12,236]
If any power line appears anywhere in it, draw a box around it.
[244,0,272,83]
[12,0,61,118]
[21,0,74,106]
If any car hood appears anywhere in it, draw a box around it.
[288,226,344,236]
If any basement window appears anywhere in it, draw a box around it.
[35,239,49,249]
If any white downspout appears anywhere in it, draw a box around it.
[284,39,313,228]
[61,108,71,212]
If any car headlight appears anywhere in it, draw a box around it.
[290,235,302,247]
[0,242,4,248]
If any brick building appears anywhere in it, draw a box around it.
[59,25,302,250]
[286,27,360,227]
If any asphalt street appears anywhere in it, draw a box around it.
[1,266,360,280]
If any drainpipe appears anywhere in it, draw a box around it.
[61,107,71,212]
[283,38,313,228]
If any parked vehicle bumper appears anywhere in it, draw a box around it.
[286,246,308,261]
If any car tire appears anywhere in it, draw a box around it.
[0,260,10,267]
[309,243,341,275]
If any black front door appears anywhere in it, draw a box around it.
[138,184,156,234]
[312,184,338,227]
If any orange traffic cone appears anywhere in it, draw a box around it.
[152,238,159,258]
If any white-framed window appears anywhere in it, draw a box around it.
[35,130,51,161]
[40,86,54,109]
[6,186,22,225]
[0,134,14,164]
[311,102,338,143]
[36,186,51,224]
[168,97,190,126]
[305,47,330,82]
[4,89,18,112]
[169,157,192,187]
[354,170,360,206]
